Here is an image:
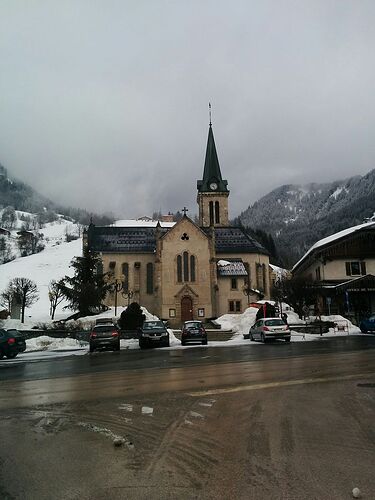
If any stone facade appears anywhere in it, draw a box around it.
[86,123,270,326]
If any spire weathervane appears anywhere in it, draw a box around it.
[209,102,212,126]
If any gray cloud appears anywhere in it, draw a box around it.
[1,0,374,219]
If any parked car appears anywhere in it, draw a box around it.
[0,329,26,359]
[138,320,170,349]
[181,321,207,346]
[360,315,375,333]
[249,317,291,343]
[89,324,120,353]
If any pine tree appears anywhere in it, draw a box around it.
[58,248,110,317]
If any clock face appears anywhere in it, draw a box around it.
[210,182,218,191]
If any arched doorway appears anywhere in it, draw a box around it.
[181,296,193,322]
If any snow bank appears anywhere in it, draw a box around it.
[26,336,87,352]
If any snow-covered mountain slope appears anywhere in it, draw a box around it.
[0,217,82,322]
[239,168,375,267]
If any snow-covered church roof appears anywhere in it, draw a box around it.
[293,221,375,271]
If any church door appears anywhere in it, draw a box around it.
[181,296,193,322]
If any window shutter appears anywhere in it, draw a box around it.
[360,262,366,275]
[345,262,351,276]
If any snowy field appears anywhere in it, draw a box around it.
[0,213,81,323]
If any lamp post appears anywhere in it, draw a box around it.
[111,278,125,317]
[242,283,253,306]
[122,290,134,307]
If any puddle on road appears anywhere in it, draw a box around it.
[119,403,133,412]
[189,411,204,419]
[141,406,154,416]
[198,399,216,408]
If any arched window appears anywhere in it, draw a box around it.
[215,201,220,224]
[183,251,189,281]
[209,201,214,226]
[177,255,182,282]
[122,263,129,292]
[146,263,153,294]
[176,252,197,283]
[190,255,196,282]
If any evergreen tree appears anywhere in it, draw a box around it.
[119,302,146,330]
[58,248,110,317]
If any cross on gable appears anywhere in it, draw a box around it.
[182,207,189,216]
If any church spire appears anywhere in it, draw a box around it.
[197,114,228,193]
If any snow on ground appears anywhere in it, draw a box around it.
[0,237,81,323]
[26,336,87,352]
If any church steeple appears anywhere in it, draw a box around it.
[197,123,229,193]
[197,116,230,228]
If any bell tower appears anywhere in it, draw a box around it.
[197,119,229,227]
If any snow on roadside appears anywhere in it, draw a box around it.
[26,336,87,352]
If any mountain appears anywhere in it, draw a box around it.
[0,163,114,225]
[239,169,375,268]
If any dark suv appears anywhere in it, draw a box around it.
[89,324,120,353]
[138,320,170,349]
[181,321,207,346]
[0,329,26,359]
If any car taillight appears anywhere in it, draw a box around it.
[7,338,16,345]
[90,332,97,338]
[263,326,270,331]
[112,332,119,337]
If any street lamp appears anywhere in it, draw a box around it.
[122,290,134,306]
[111,278,125,317]
[242,283,253,306]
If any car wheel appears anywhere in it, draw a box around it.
[0,351,4,360]
[6,352,17,359]
[261,333,267,344]
[89,345,95,353]
[115,343,120,351]
[164,337,170,347]
[250,332,254,341]
[360,328,367,333]
[181,340,186,346]
[202,338,208,345]
[284,337,291,343]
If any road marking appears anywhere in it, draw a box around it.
[187,372,375,397]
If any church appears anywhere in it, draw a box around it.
[85,122,270,327]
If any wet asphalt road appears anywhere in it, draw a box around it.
[1,335,375,382]
[1,336,375,499]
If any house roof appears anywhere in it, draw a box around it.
[87,225,169,253]
[217,259,248,276]
[320,274,375,291]
[293,221,375,272]
[88,221,268,256]
[206,226,268,255]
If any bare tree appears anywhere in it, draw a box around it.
[48,280,64,319]
[8,278,39,323]
[0,285,13,313]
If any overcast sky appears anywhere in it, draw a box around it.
[1,1,374,219]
